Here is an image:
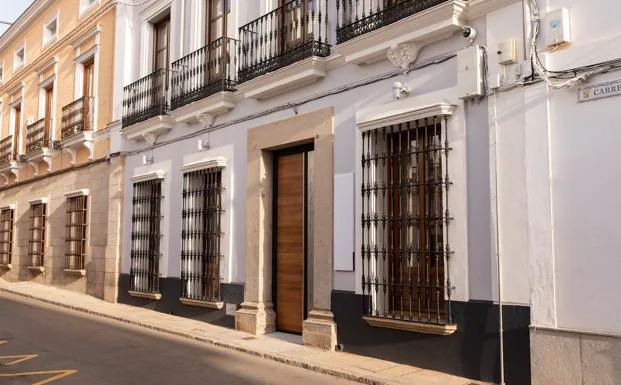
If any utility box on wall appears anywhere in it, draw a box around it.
[457,45,485,99]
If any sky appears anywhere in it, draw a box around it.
[0,0,34,37]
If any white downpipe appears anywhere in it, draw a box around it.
[491,92,505,385]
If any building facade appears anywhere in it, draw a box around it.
[36,0,621,384]
[113,0,532,384]
[0,0,124,302]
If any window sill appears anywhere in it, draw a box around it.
[28,266,45,273]
[65,269,86,277]
[129,291,162,300]
[363,316,457,336]
[64,268,86,276]
[0,263,12,270]
[180,297,224,309]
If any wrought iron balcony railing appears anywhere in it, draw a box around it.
[336,0,449,44]
[238,0,330,84]
[171,37,238,111]
[0,135,15,165]
[61,96,94,140]
[26,118,48,154]
[123,69,169,128]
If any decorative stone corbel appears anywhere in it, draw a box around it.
[144,133,158,146]
[387,42,420,70]
[0,172,9,185]
[197,112,214,128]
[84,140,94,160]
[9,162,21,181]
[29,161,40,176]
[64,147,78,165]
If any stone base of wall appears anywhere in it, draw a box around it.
[530,326,621,385]
[0,159,122,301]
[118,274,244,328]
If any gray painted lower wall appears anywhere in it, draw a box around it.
[530,327,621,385]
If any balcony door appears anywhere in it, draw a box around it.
[44,85,53,142]
[153,16,170,106]
[279,0,310,52]
[11,104,21,160]
[82,59,94,131]
[206,0,228,83]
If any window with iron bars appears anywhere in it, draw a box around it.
[130,179,163,294]
[29,203,46,267]
[65,196,88,270]
[0,207,14,266]
[181,167,224,302]
[360,116,453,325]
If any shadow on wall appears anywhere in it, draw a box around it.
[331,291,531,385]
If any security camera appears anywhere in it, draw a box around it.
[462,26,477,40]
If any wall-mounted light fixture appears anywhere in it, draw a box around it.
[197,139,209,151]
[393,81,411,100]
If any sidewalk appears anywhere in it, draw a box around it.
[0,279,483,385]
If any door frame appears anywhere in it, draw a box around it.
[271,143,314,333]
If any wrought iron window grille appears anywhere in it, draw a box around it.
[29,203,46,267]
[360,116,454,325]
[65,196,88,270]
[181,167,225,303]
[0,207,14,266]
[336,0,449,44]
[130,179,164,294]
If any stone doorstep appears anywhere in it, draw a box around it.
[0,280,487,385]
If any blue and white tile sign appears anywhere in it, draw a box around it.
[578,79,621,102]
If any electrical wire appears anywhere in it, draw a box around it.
[124,51,457,156]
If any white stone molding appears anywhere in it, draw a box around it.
[26,147,58,175]
[171,92,235,125]
[28,197,48,205]
[64,189,89,198]
[181,157,227,173]
[130,169,166,184]
[123,115,174,145]
[356,102,456,132]
[386,42,420,70]
[62,131,94,164]
[0,203,16,211]
[238,57,328,100]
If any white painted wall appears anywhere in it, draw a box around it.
[486,0,621,333]
[116,0,538,311]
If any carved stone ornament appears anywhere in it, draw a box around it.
[387,43,420,70]
[197,112,214,127]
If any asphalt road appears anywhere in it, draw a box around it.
[0,292,357,385]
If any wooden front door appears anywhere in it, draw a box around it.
[274,145,312,334]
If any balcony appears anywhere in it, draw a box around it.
[61,97,94,139]
[60,97,95,164]
[169,37,238,124]
[0,135,21,183]
[26,118,48,155]
[0,136,16,165]
[334,0,465,65]
[237,0,331,99]
[172,37,238,110]
[123,69,169,128]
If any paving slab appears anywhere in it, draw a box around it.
[0,279,487,385]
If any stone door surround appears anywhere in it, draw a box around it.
[235,107,337,350]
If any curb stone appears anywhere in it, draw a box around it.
[0,286,394,385]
